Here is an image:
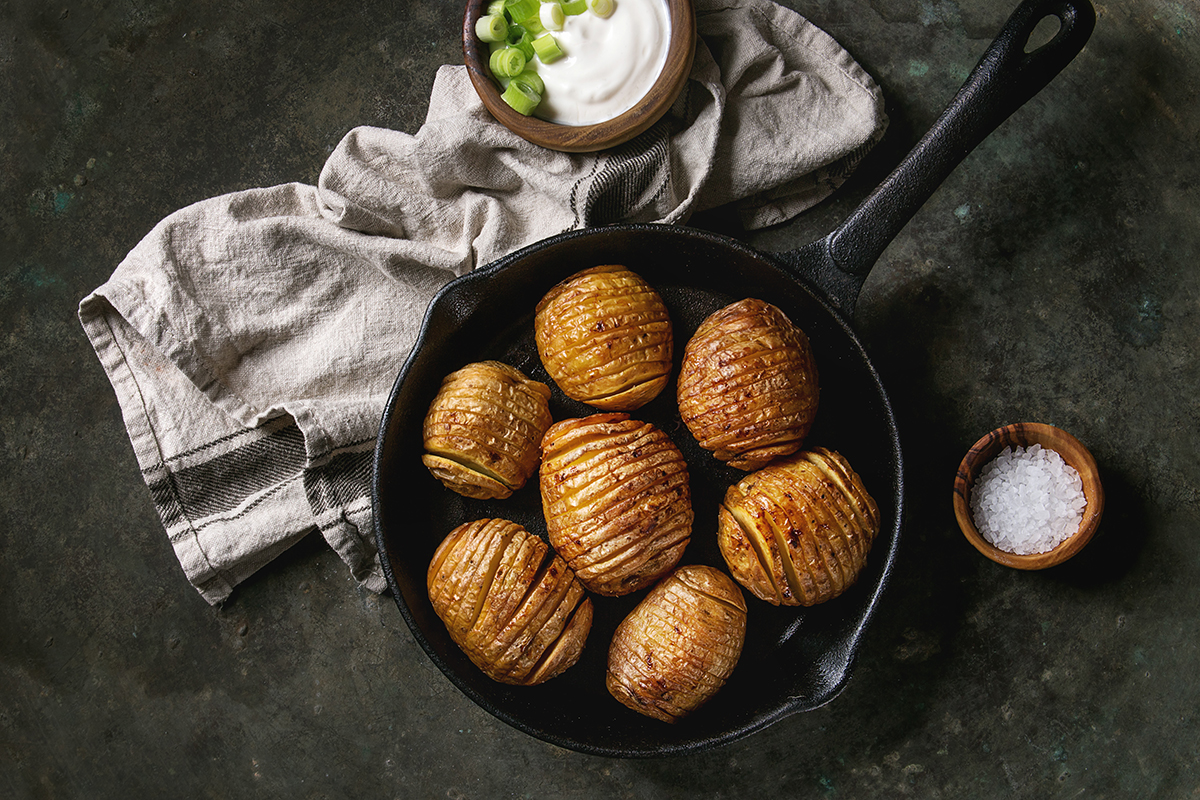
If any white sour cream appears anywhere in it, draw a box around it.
[533,0,671,126]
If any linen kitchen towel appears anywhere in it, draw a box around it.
[79,0,887,604]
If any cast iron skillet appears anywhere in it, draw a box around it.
[373,0,1094,757]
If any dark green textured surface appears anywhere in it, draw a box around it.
[3,0,1198,796]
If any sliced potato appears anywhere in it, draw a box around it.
[422,360,553,499]
[677,298,819,470]
[718,447,880,606]
[539,413,692,596]
[606,564,747,723]
[427,518,593,685]
[534,265,673,411]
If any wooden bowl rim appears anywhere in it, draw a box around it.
[952,422,1105,570]
[462,0,697,153]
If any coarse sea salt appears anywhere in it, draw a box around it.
[969,444,1087,555]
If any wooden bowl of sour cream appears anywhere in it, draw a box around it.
[463,0,696,152]
[953,423,1105,570]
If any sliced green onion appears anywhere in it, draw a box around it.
[587,0,613,18]
[561,0,587,14]
[511,68,545,95]
[531,33,565,63]
[501,80,541,116]
[539,1,565,30]
[507,26,536,59]
[489,45,528,78]
[504,0,540,24]
[475,13,509,43]
[487,0,508,14]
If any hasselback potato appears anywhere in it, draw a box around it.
[539,413,692,596]
[421,360,553,499]
[718,447,879,606]
[534,265,673,411]
[606,565,747,723]
[427,518,593,685]
[677,298,818,471]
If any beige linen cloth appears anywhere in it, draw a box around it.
[79,0,887,605]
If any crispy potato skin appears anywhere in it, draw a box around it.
[539,413,692,596]
[677,298,818,471]
[422,361,554,499]
[718,447,880,606]
[427,518,593,685]
[606,565,747,723]
[534,265,673,411]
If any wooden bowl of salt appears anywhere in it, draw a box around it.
[954,422,1104,570]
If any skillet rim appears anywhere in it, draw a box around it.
[371,221,904,757]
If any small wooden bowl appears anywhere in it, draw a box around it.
[462,0,697,152]
[953,422,1104,570]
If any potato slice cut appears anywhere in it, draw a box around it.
[427,518,593,685]
[677,298,819,471]
[534,265,673,411]
[717,447,880,606]
[422,360,553,499]
[606,564,747,723]
[540,413,692,596]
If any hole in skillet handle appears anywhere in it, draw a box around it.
[771,0,1095,322]
[1025,15,1064,53]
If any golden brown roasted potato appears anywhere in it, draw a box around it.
[534,265,673,411]
[677,298,819,471]
[718,447,879,606]
[539,413,692,596]
[427,518,593,686]
[422,360,554,499]
[606,564,747,723]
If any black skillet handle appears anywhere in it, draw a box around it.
[827,0,1096,280]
